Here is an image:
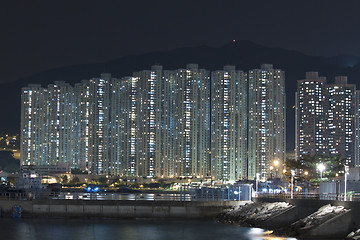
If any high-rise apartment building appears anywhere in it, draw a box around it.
[248,64,286,180]
[173,64,211,178]
[47,81,76,166]
[327,77,355,166]
[296,72,328,160]
[108,76,141,177]
[355,90,360,167]
[211,66,248,180]
[296,74,356,166]
[87,74,111,176]
[21,84,48,166]
[134,66,164,177]
[21,64,286,180]
[73,81,91,172]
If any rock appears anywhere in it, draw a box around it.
[279,204,349,237]
[346,231,355,239]
[216,201,293,225]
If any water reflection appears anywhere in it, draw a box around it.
[0,219,297,240]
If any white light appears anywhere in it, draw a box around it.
[317,163,325,172]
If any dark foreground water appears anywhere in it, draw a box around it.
[0,218,296,240]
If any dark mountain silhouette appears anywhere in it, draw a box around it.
[1,40,359,151]
[328,54,360,68]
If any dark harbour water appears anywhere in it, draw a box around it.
[0,218,298,240]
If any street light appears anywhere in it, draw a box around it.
[317,163,326,180]
[274,160,280,177]
[270,166,274,178]
[274,160,279,167]
[291,170,295,199]
[256,173,260,197]
[344,165,349,201]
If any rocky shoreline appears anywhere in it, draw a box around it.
[275,204,349,237]
[217,201,350,239]
[217,201,293,226]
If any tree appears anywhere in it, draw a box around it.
[69,176,80,185]
[98,177,108,185]
[284,154,344,187]
[61,175,68,184]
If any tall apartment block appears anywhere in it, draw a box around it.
[327,77,355,166]
[211,66,247,180]
[296,72,327,160]
[47,81,76,166]
[21,84,48,166]
[355,90,360,167]
[173,64,211,178]
[21,64,286,180]
[248,64,286,180]
[296,73,356,167]
[85,76,110,175]
[73,81,90,172]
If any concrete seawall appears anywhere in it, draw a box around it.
[256,197,360,237]
[0,199,247,219]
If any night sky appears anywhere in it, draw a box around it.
[2,0,360,84]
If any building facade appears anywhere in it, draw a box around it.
[21,64,286,180]
[355,91,360,167]
[248,64,286,180]
[173,64,211,178]
[296,72,328,160]
[211,66,248,180]
[326,77,355,166]
[21,84,48,166]
[296,73,356,167]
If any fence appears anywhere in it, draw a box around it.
[0,192,28,200]
[0,185,252,202]
[257,192,360,201]
[192,185,252,201]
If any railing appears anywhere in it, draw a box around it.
[0,186,252,201]
[0,192,192,201]
[0,192,28,200]
[257,192,360,201]
[40,192,194,201]
[192,187,252,201]
[4,190,360,202]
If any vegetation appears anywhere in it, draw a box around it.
[61,175,68,184]
[98,177,108,185]
[68,176,80,185]
[284,154,344,187]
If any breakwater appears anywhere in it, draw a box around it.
[256,197,360,228]
[0,199,247,219]
[255,197,360,238]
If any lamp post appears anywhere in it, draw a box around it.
[274,160,279,177]
[317,163,326,180]
[291,170,295,199]
[256,173,260,197]
[344,165,349,201]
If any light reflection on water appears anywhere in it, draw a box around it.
[0,219,296,240]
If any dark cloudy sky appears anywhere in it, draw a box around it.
[1,0,360,84]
